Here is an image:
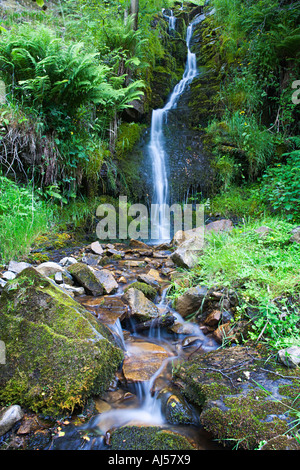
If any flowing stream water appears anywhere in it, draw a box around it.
[148,12,205,242]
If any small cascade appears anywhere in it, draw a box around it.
[162,8,176,32]
[148,13,205,242]
[109,318,127,352]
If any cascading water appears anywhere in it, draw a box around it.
[148,13,205,242]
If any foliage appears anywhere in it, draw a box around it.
[169,216,300,350]
[0,175,51,262]
[260,147,300,222]
[205,0,300,191]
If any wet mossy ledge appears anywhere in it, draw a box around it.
[0,267,124,416]
[172,345,300,450]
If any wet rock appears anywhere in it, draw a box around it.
[170,235,204,269]
[0,267,123,415]
[123,340,170,382]
[90,241,104,255]
[259,435,300,450]
[17,415,41,435]
[137,273,160,289]
[0,405,24,437]
[110,425,195,450]
[94,269,118,294]
[175,285,208,318]
[67,262,104,296]
[204,309,221,327]
[172,345,300,450]
[158,388,199,425]
[123,287,160,322]
[277,346,300,369]
[129,239,150,249]
[79,296,128,325]
[81,254,100,266]
[60,284,85,296]
[118,276,127,284]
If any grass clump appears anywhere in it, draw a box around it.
[0,175,51,263]
[170,215,300,350]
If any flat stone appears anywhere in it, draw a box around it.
[36,261,65,277]
[0,405,24,437]
[94,269,118,294]
[7,261,31,274]
[79,296,128,325]
[90,241,104,255]
[123,340,170,382]
[137,273,160,289]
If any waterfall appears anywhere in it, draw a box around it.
[148,13,205,242]
[162,9,176,32]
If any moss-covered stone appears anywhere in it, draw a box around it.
[0,268,123,416]
[110,425,195,450]
[124,281,157,300]
[67,262,103,296]
[172,345,300,450]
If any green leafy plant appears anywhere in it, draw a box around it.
[260,149,300,222]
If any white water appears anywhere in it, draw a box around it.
[148,14,205,242]
[162,8,176,31]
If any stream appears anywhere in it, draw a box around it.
[46,10,223,451]
[49,251,222,451]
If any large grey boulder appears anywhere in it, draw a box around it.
[0,405,24,437]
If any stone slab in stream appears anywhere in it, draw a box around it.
[123,340,170,383]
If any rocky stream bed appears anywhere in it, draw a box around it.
[0,220,300,451]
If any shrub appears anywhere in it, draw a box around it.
[260,149,300,222]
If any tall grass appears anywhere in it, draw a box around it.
[0,176,51,263]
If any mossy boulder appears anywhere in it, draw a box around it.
[0,268,123,416]
[124,281,157,300]
[110,425,195,450]
[172,345,300,450]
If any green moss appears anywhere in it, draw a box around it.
[201,392,290,450]
[110,426,195,450]
[115,122,144,160]
[0,268,123,416]
[124,281,157,300]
